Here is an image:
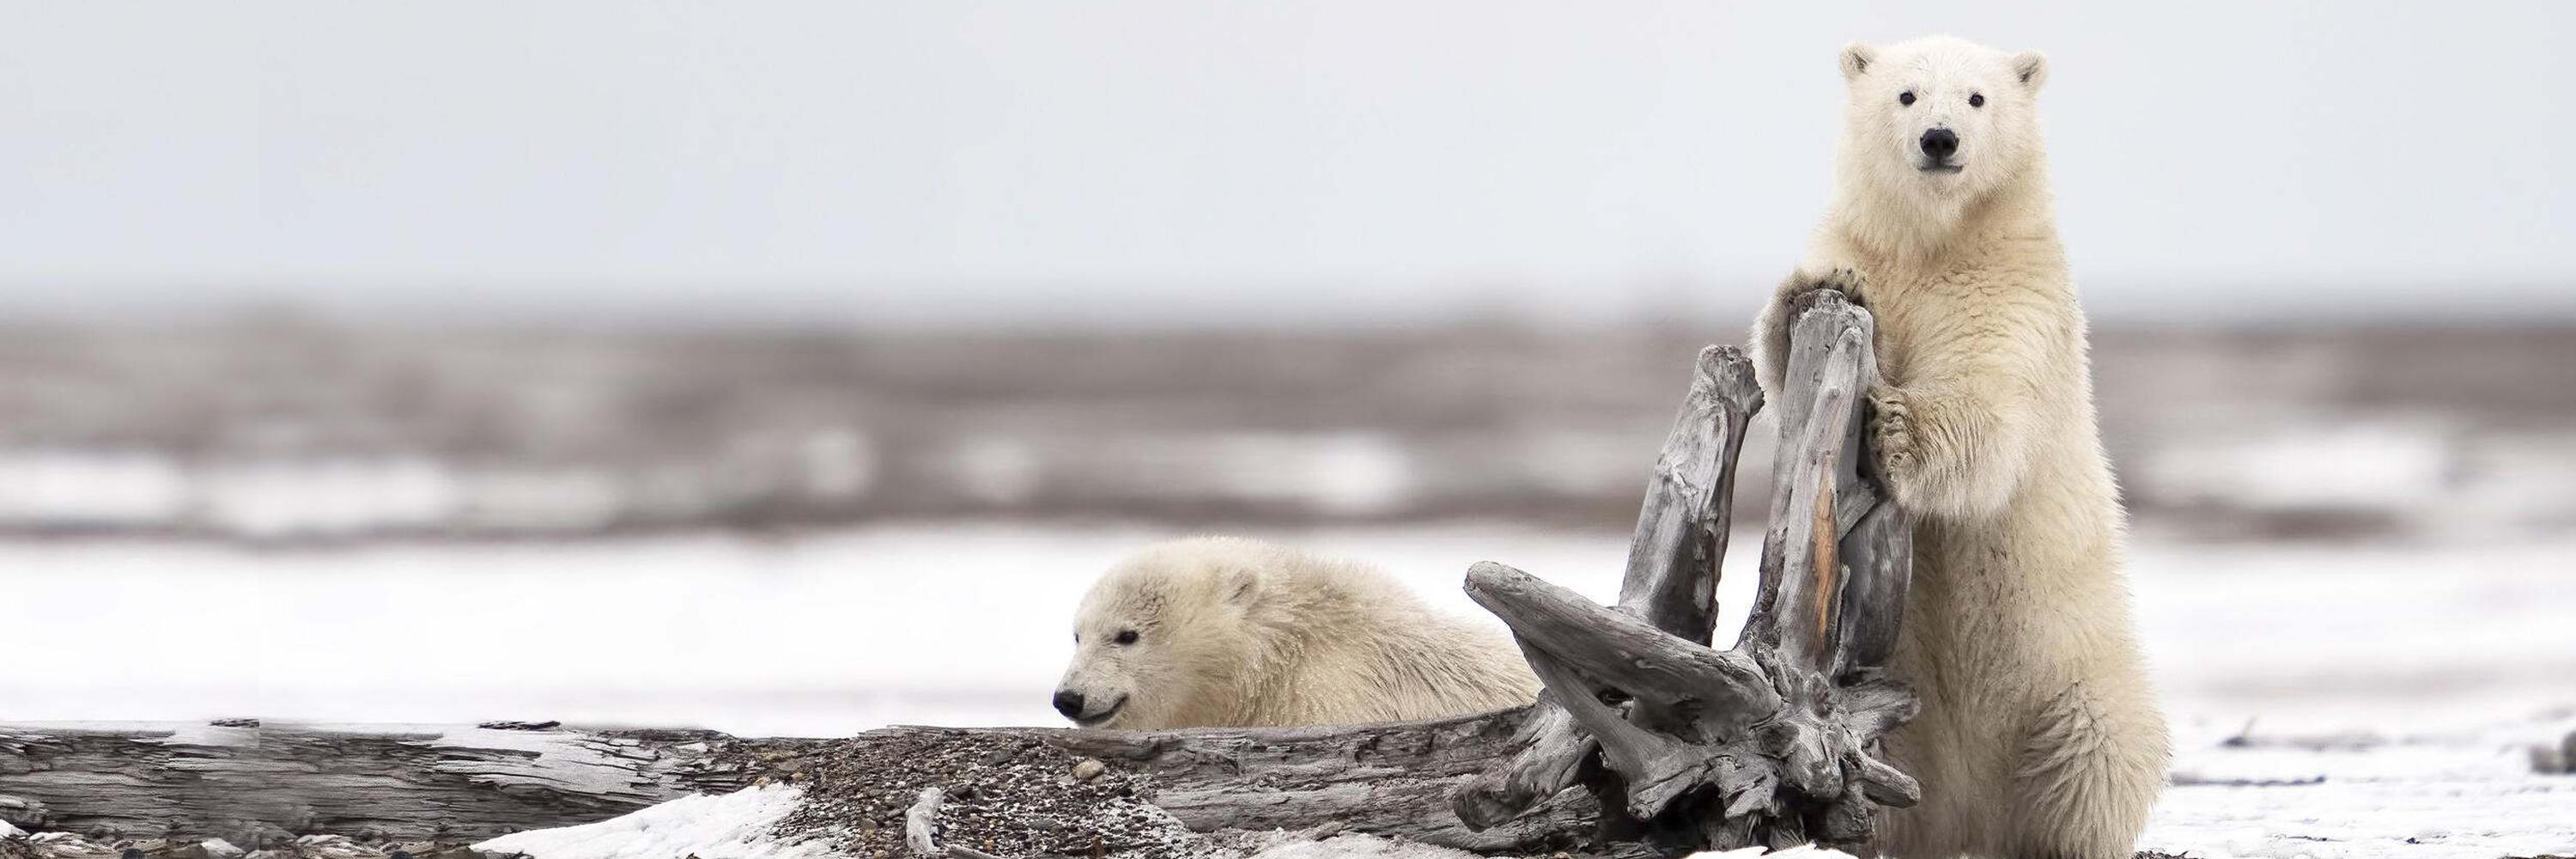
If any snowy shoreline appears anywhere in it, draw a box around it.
[3,525,2571,856]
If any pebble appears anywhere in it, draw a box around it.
[1070,758,1107,782]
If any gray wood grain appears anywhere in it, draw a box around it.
[1619,344,1765,646]
[0,722,745,848]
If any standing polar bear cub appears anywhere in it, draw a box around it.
[1052,537,1540,730]
[1753,36,2169,859]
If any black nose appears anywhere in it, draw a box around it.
[1919,128,1959,161]
[1052,690,1085,719]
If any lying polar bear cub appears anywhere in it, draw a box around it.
[1051,536,1540,729]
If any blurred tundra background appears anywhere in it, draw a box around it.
[2,2,2571,751]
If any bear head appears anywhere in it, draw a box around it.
[1837,35,2050,229]
[1052,538,1273,729]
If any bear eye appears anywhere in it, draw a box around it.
[1898,91,1917,107]
[1968,92,1985,108]
[1114,629,1139,646]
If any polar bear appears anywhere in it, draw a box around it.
[1752,36,2169,859]
[1050,536,1540,730]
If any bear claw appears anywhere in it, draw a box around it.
[1868,387,1917,481]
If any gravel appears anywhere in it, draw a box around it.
[750,730,1221,858]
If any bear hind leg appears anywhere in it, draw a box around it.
[2007,682,2167,859]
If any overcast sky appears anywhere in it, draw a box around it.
[0,1,2568,326]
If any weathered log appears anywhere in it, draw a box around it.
[0,722,749,848]
[1618,344,1768,646]
[0,715,1600,856]
[1459,289,1918,855]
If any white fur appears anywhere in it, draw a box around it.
[1054,537,1540,729]
[1754,36,2170,859]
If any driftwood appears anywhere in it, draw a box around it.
[0,295,1911,857]
[1455,289,1917,854]
[1452,340,1765,837]
[0,722,749,848]
[0,716,1595,855]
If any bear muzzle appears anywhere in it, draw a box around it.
[1053,688,1128,726]
[1917,127,1963,172]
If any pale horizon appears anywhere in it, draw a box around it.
[1,1,2568,326]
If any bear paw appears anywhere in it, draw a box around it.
[1867,387,1917,484]
[1782,265,1869,311]
[1758,266,1873,394]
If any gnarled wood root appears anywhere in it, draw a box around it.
[1455,290,1919,854]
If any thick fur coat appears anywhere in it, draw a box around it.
[1052,537,1540,730]
[1752,35,2170,859]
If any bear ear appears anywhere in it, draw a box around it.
[1839,42,1878,82]
[2011,50,2049,93]
[1219,565,1262,607]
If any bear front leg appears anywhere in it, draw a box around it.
[1867,379,2033,521]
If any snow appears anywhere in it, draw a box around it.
[948,431,1420,515]
[474,783,834,859]
[198,458,463,539]
[1684,847,1859,859]
[0,450,189,527]
[2132,538,2576,736]
[3,525,2567,740]
[0,442,890,539]
[2142,423,2452,513]
[0,524,1637,735]
[0,818,22,838]
[1188,432,1417,516]
[2148,729,2576,858]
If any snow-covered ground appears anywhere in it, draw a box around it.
[0,525,1637,734]
[4,524,2567,737]
[476,784,835,859]
[2152,730,2576,858]
[3,525,2573,856]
